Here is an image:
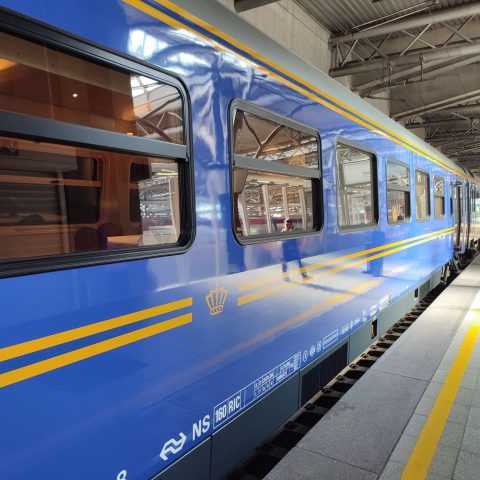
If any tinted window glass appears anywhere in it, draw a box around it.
[0,137,180,260]
[233,110,318,169]
[0,31,189,267]
[387,161,410,188]
[434,176,445,219]
[232,107,319,239]
[336,144,376,229]
[415,170,430,221]
[236,171,314,237]
[0,32,183,143]
[386,160,410,224]
[387,190,410,223]
[130,160,180,245]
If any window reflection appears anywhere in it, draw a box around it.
[434,175,445,219]
[336,145,375,229]
[235,171,313,237]
[232,107,319,239]
[386,160,410,224]
[130,161,180,245]
[0,136,181,260]
[233,111,318,169]
[415,171,430,221]
[0,32,183,143]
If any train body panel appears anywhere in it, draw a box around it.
[0,1,476,479]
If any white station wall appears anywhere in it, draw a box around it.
[216,0,331,73]
[215,0,390,115]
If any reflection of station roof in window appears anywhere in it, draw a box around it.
[234,110,318,169]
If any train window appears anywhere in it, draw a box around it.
[336,144,376,230]
[0,32,183,143]
[0,30,189,267]
[386,159,410,224]
[233,110,319,169]
[415,170,431,221]
[434,176,445,219]
[232,105,320,239]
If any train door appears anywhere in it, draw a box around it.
[466,182,471,248]
[455,186,462,250]
[456,182,470,252]
[471,184,480,242]
[455,183,463,250]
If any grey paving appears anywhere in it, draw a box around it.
[440,421,466,449]
[369,305,471,382]
[461,425,480,455]
[377,460,404,480]
[265,446,377,480]
[429,444,459,478]
[453,450,480,480]
[268,256,480,480]
[447,403,470,426]
[297,370,426,473]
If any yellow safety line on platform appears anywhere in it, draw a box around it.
[0,297,192,362]
[0,313,192,389]
[402,291,480,479]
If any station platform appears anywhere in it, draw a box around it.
[266,255,480,480]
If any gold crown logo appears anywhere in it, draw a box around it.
[205,287,228,316]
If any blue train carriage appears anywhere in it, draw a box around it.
[0,1,479,479]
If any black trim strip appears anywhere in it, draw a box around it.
[234,155,319,179]
[0,112,188,160]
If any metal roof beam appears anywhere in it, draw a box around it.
[440,18,473,46]
[456,157,480,165]
[330,39,480,77]
[427,133,480,143]
[455,154,480,161]
[332,3,480,44]
[400,26,436,52]
[406,118,479,129]
[234,0,280,12]
[356,55,480,95]
[444,142,480,155]
[429,105,480,117]
[393,89,480,121]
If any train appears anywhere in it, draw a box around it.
[0,1,479,479]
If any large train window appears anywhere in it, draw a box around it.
[415,170,431,221]
[231,103,320,239]
[0,29,190,270]
[434,176,445,219]
[336,144,377,230]
[386,159,410,224]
